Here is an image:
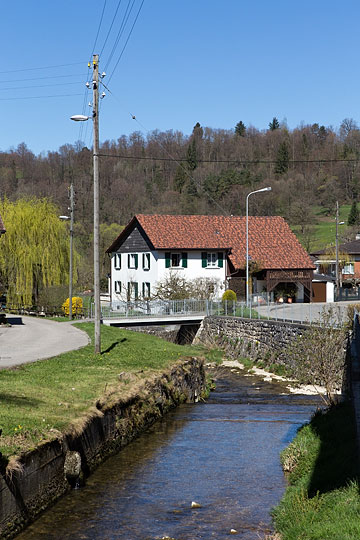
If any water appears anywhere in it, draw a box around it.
[16,367,320,540]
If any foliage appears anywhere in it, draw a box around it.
[37,285,70,309]
[153,272,222,300]
[62,296,83,316]
[274,141,290,175]
[0,198,79,307]
[235,120,246,136]
[285,307,347,405]
[269,117,280,130]
[347,200,359,226]
[273,402,360,540]
[222,289,237,302]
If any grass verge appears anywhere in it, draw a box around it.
[272,401,360,540]
[0,323,209,461]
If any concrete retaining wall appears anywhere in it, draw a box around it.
[0,357,205,539]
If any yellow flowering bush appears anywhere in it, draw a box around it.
[62,296,83,316]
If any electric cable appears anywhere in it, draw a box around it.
[0,62,85,74]
[104,0,135,71]
[99,0,123,58]
[90,0,107,59]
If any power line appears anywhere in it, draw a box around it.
[0,73,86,83]
[0,82,83,91]
[91,0,107,58]
[100,0,123,58]
[0,62,85,75]
[107,0,145,84]
[0,93,83,101]
[97,153,360,165]
[104,0,135,72]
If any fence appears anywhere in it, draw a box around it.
[96,297,351,327]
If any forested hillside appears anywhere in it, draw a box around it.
[1,117,360,257]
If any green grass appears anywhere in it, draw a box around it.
[272,402,360,539]
[292,204,352,251]
[0,324,209,460]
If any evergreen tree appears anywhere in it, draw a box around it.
[173,165,187,193]
[275,141,290,175]
[186,139,198,171]
[348,200,359,226]
[269,117,280,131]
[235,120,246,136]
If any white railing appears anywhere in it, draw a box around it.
[94,297,351,327]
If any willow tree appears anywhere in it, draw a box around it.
[0,197,76,307]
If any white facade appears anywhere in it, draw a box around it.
[110,249,226,303]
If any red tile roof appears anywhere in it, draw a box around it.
[109,214,315,271]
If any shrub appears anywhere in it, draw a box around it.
[222,289,237,302]
[62,296,83,316]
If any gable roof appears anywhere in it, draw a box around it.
[312,238,360,257]
[108,214,314,271]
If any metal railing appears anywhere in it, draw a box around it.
[96,297,352,327]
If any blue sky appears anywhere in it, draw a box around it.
[2,1,360,155]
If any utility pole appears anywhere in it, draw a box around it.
[93,54,101,354]
[68,183,74,321]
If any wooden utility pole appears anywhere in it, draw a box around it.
[335,200,339,293]
[92,54,101,353]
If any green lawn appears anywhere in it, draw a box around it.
[272,402,360,539]
[0,324,210,461]
[292,204,352,251]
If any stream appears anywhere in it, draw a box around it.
[16,366,320,539]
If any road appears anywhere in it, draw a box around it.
[256,301,352,325]
[0,315,90,369]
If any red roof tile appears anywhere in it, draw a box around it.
[109,214,315,271]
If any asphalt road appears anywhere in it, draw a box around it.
[0,315,90,369]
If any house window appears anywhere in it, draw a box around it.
[165,252,188,268]
[143,253,150,270]
[343,263,354,275]
[202,252,224,268]
[114,280,121,293]
[207,253,217,267]
[128,254,138,269]
[142,282,151,299]
[114,253,121,270]
[127,281,138,300]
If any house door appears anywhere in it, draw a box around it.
[312,282,326,303]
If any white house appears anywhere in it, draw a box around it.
[106,214,315,304]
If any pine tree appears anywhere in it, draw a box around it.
[235,120,246,136]
[348,200,359,226]
[269,117,280,131]
[275,141,290,175]
[186,139,198,171]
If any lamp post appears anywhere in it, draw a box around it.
[246,187,272,307]
[71,54,101,353]
[335,200,345,295]
[60,184,74,321]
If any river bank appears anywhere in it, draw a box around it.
[0,326,208,539]
[15,365,320,540]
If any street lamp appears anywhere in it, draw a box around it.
[335,200,345,294]
[246,187,272,307]
[59,184,74,321]
[71,53,101,353]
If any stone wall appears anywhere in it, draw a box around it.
[194,316,309,369]
[0,357,205,539]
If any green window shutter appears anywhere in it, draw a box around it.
[142,253,145,269]
[165,252,171,268]
[142,282,145,297]
[128,254,131,268]
[202,252,207,268]
[181,252,188,268]
[134,282,138,300]
[134,254,138,269]
[147,253,150,269]
[127,282,131,300]
[218,252,223,268]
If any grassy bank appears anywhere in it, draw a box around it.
[0,324,210,461]
[272,401,360,539]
